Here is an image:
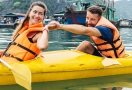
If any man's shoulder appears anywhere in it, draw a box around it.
[95,26,110,30]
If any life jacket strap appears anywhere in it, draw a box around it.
[11,42,37,56]
[95,36,120,46]
[3,53,23,62]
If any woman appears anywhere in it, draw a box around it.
[0,1,49,62]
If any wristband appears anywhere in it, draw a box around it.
[43,26,49,32]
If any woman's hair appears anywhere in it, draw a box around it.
[87,6,103,16]
[12,1,47,39]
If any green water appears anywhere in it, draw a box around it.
[1,74,132,90]
[0,28,132,90]
[1,27,132,51]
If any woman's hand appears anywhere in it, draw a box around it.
[47,21,61,30]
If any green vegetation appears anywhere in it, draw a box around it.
[0,0,103,15]
[0,3,4,11]
[0,0,131,20]
[115,0,132,19]
[13,2,21,8]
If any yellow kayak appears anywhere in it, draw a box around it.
[0,50,132,86]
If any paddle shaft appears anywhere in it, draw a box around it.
[0,58,12,69]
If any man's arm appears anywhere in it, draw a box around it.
[59,24,101,36]
[48,21,102,37]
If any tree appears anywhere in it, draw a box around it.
[13,1,21,8]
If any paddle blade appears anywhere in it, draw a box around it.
[11,63,31,90]
[102,58,121,66]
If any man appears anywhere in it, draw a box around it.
[48,5,125,58]
[48,6,124,90]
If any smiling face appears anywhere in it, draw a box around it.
[28,5,45,26]
[86,6,103,27]
[86,11,100,27]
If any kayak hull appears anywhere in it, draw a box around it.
[0,50,132,86]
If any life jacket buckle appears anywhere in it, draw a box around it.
[4,53,11,57]
[11,42,16,45]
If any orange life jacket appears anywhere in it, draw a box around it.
[90,17,125,58]
[1,22,44,61]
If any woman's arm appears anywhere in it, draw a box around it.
[36,26,49,50]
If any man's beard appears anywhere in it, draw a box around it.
[86,24,95,27]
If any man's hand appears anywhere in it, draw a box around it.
[47,21,61,30]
